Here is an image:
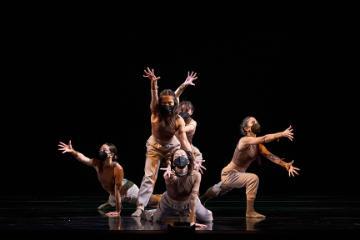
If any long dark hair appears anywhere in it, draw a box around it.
[157,89,179,131]
[172,149,194,175]
[103,142,119,161]
[179,101,194,113]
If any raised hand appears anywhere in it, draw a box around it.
[58,140,75,154]
[282,125,294,141]
[160,165,174,179]
[183,71,198,86]
[194,159,206,174]
[143,67,160,81]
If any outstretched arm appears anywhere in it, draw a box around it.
[175,71,198,99]
[58,140,94,167]
[106,164,124,217]
[143,67,160,113]
[259,144,300,177]
[241,125,294,145]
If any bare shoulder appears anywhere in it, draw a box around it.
[113,162,123,171]
[191,170,201,179]
[190,119,197,126]
[176,114,184,123]
[238,137,248,147]
[176,115,186,128]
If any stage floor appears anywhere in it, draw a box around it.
[1,195,360,239]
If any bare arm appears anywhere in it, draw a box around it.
[106,164,124,217]
[259,144,300,177]
[175,71,198,99]
[143,67,160,113]
[177,118,194,153]
[175,83,187,100]
[163,168,176,184]
[189,172,201,225]
[259,144,288,168]
[184,120,197,133]
[58,140,94,167]
[241,125,294,145]
[114,164,123,214]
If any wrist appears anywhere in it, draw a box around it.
[283,162,289,170]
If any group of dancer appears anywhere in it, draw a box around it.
[58,67,300,228]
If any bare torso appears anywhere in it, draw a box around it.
[166,171,200,201]
[229,141,260,171]
[151,115,179,145]
[94,162,118,195]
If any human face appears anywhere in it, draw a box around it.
[160,95,175,107]
[99,144,112,160]
[175,165,188,177]
[245,117,261,135]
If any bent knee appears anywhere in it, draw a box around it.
[248,174,259,184]
[202,210,213,222]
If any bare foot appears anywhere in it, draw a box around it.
[246,211,266,218]
[131,208,143,217]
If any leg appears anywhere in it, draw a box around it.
[148,194,162,208]
[245,173,264,219]
[195,197,213,222]
[146,194,172,223]
[98,194,115,210]
[222,171,264,218]
[200,181,224,204]
[132,145,162,217]
[123,184,139,205]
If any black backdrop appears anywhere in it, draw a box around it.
[3,27,357,199]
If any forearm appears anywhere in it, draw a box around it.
[150,80,159,110]
[189,194,196,224]
[71,151,92,166]
[266,153,288,170]
[115,185,121,213]
[180,137,193,152]
[164,174,176,184]
[180,139,195,165]
[175,83,187,98]
[263,132,284,143]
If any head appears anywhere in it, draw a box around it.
[179,101,194,124]
[179,101,194,116]
[172,149,190,177]
[98,143,118,161]
[158,89,178,118]
[240,116,261,136]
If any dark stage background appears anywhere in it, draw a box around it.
[3,27,357,200]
